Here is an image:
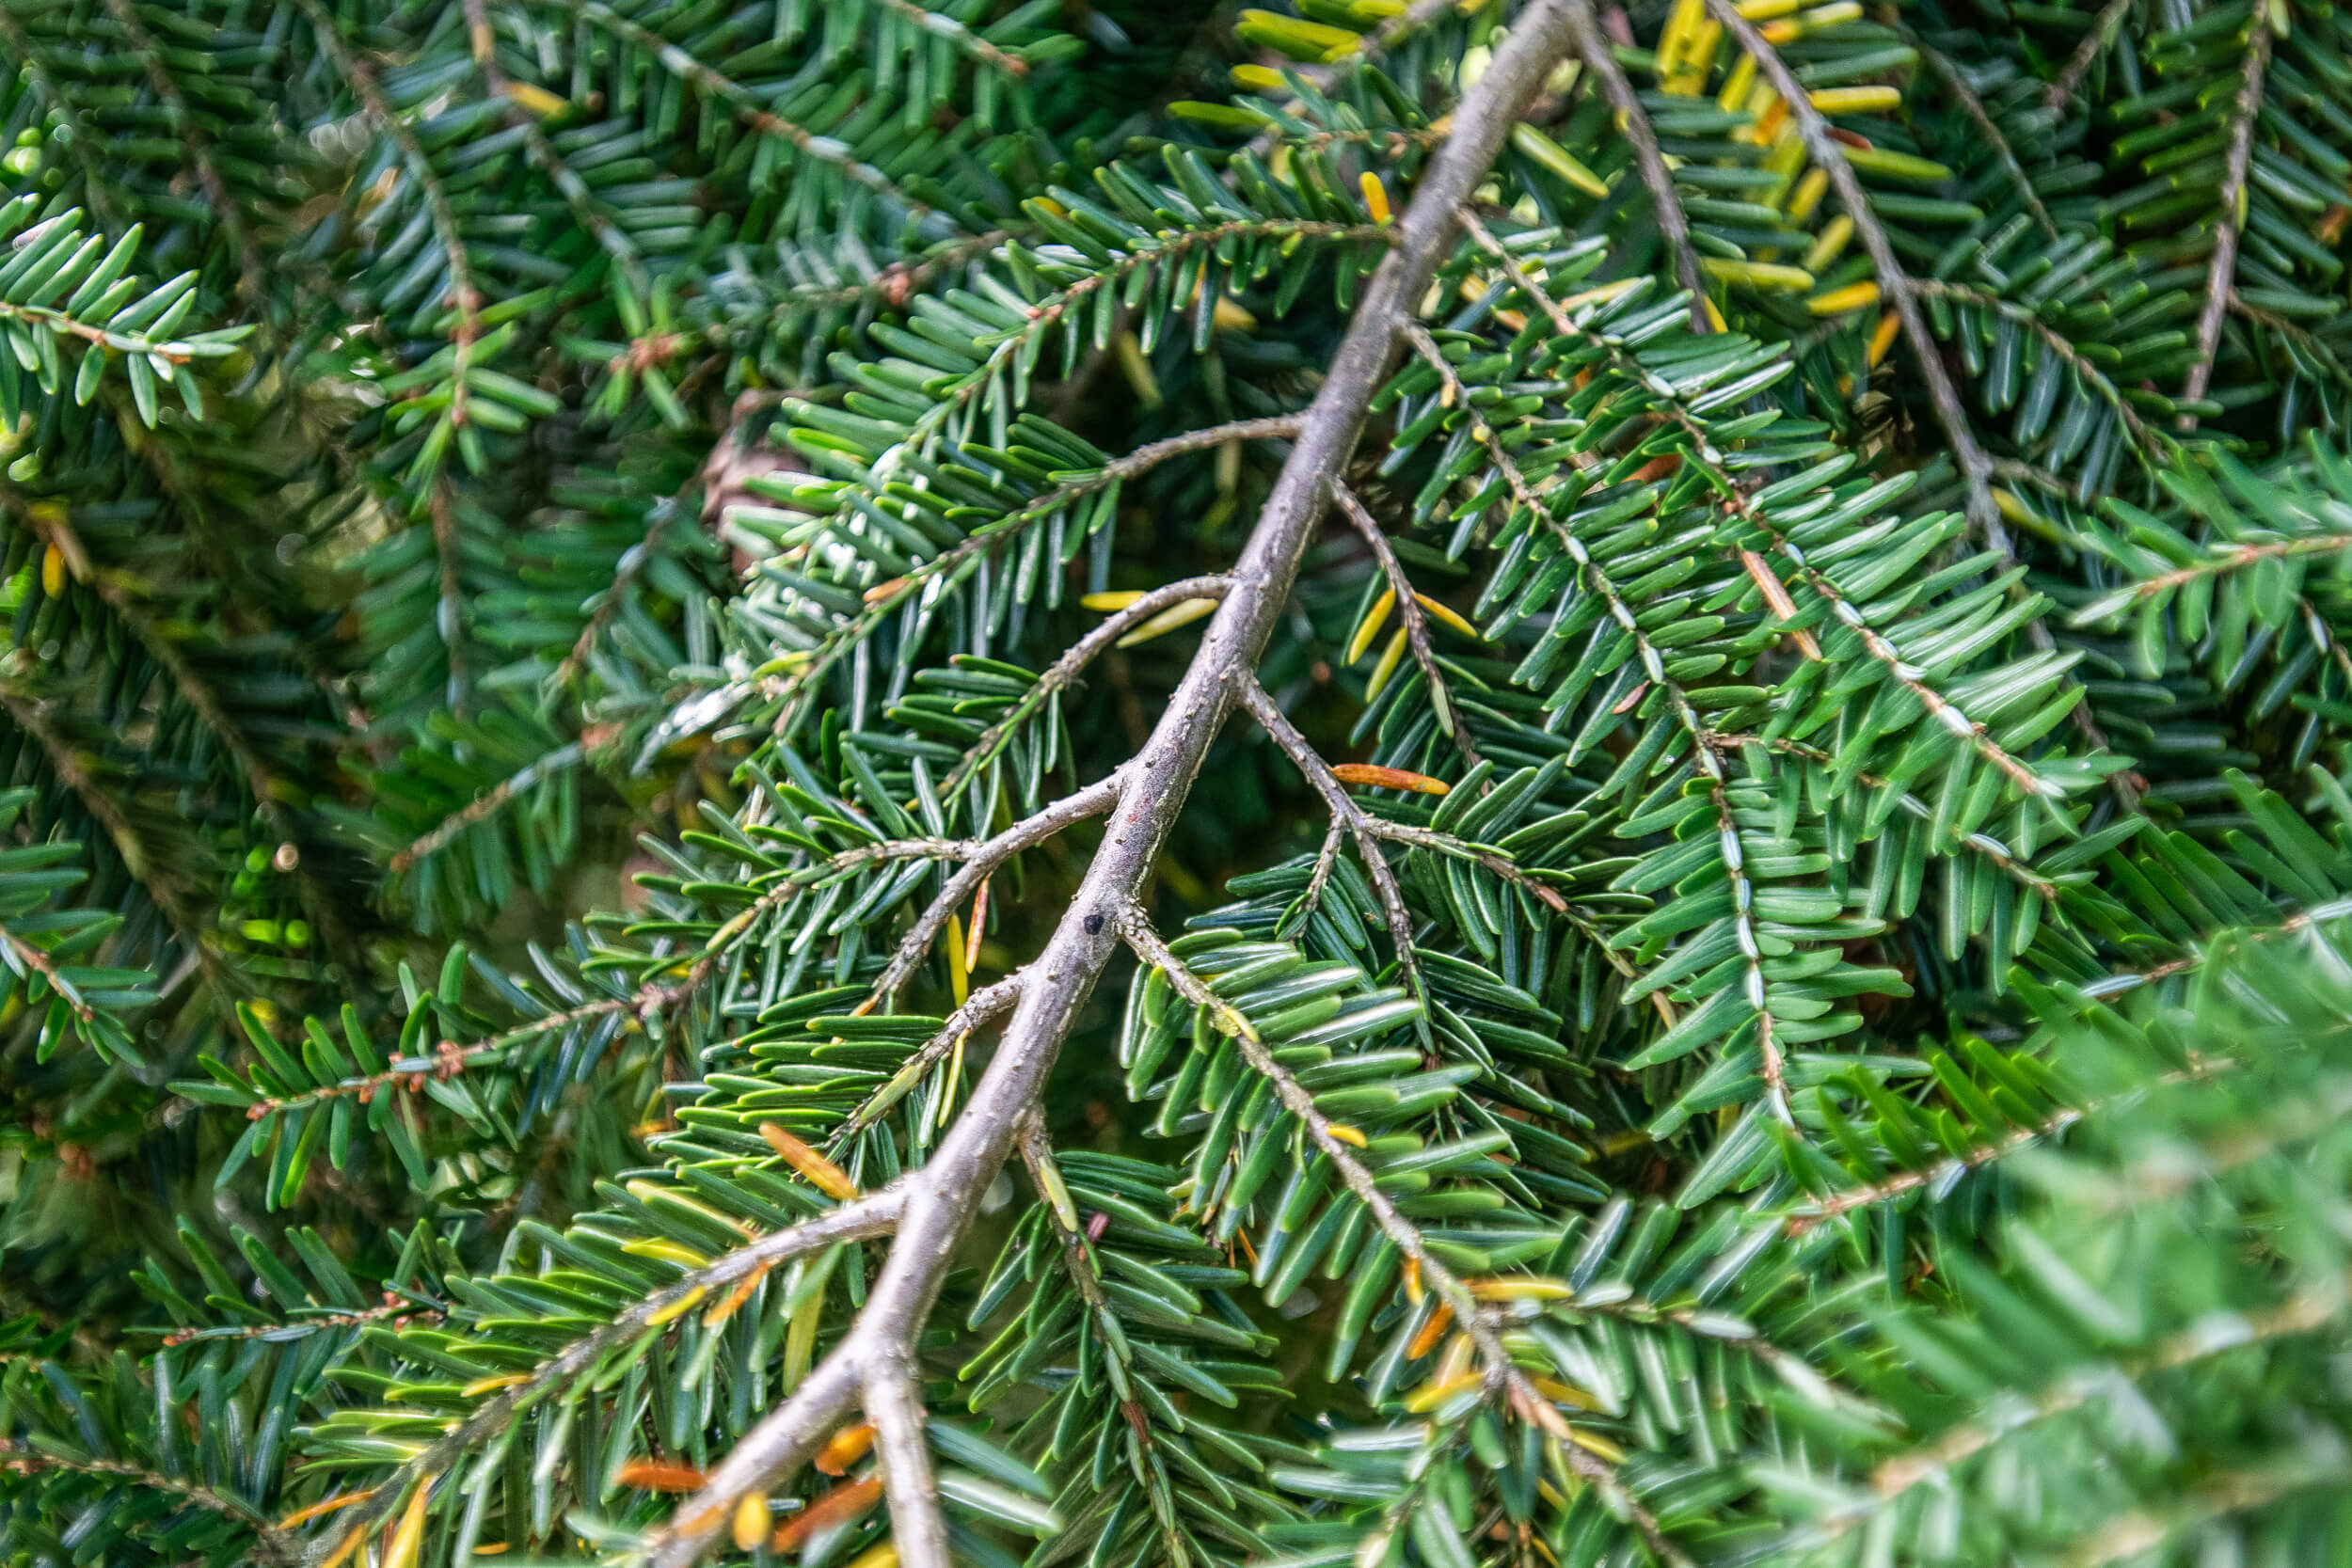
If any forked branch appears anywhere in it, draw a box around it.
[643,4,1584,1562]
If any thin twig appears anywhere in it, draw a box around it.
[829,977,1024,1148]
[1563,0,1709,331]
[1121,912,1695,1568]
[1813,1276,2346,1548]
[1241,681,1430,1028]
[863,771,1125,1006]
[1900,26,2058,240]
[294,1191,904,1557]
[0,1442,295,1562]
[1329,480,1483,769]
[528,0,948,220]
[2180,22,2273,432]
[2233,290,2352,395]
[1015,1115,1191,1560]
[939,570,1240,800]
[1705,0,2003,552]
[2045,0,2136,114]
[102,0,267,304]
[388,742,587,874]
[1911,280,2165,464]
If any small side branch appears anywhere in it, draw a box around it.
[1240,681,1428,1023]
[1900,27,2058,241]
[306,1189,903,1555]
[1705,0,2003,552]
[1328,480,1480,769]
[1120,913,1694,1568]
[101,0,267,302]
[2181,24,2275,432]
[1563,0,1710,332]
[863,770,1124,1006]
[1911,280,2164,465]
[831,976,1024,1148]
[2045,0,2136,114]
[939,573,1236,800]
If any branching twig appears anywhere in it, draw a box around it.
[299,1190,903,1557]
[644,8,1583,1561]
[939,571,1239,800]
[863,771,1124,1006]
[1241,680,1430,1027]
[764,253,1374,735]
[830,976,1023,1148]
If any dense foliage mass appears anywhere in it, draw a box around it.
[7,0,2352,1562]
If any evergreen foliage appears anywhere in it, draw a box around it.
[8,0,2352,1563]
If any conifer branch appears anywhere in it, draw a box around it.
[1014,1114,1192,1560]
[387,742,588,874]
[5,497,360,971]
[99,0,267,302]
[1818,1276,2348,1545]
[2232,291,2352,395]
[863,771,1124,1006]
[0,1442,293,1559]
[1120,911,1696,1568]
[1455,216,2073,806]
[0,7,126,227]
[939,572,1237,800]
[1912,279,2164,463]
[1563,0,1710,332]
[1901,25,2058,241]
[2045,0,2135,112]
[647,8,1581,1558]
[1240,679,1430,1023]
[1705,0,2004,552]
[0,680,227,991]
[529,0,948,220]
[2173,24,2267,430]
[1329,479,1483,770]
[2182,22,2276,431]
[297,1190,904,1558]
